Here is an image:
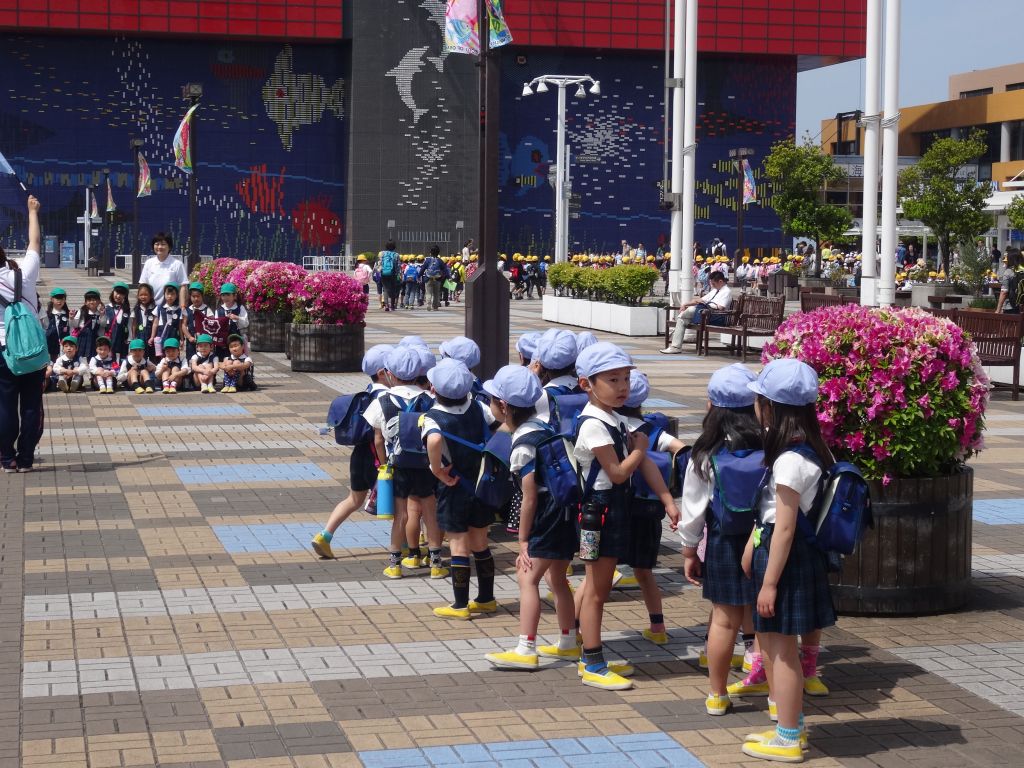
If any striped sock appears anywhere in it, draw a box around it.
[775,725,801,745]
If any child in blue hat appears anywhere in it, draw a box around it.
[421,358,499,620]
[572,343,679,691]
[677,364,763,716]
[482,365,578,669]
[740,358,834,763]
[363,345,437,579]
[312,344,394,560]
[532,329,584,424]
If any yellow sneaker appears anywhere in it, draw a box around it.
[642,629,668,645]
[382,564,403,579]
[145,386,154,393]
[577,660,634,678]
[545,582,576,601]
[743,658,753,673]
[433,604,471,621]
[705,693,732,716]
[698,651,709,669]
[611,569,624,587]
[565,563,573,577]
[744,729,808,751]
[134,386,145,394]
[742,739,804,763]
[616,574,640,588]
[484,650,538,670]
[401,555,426,569]
[311,533,334,559]
[430,565,450,579]
[803,675,829,696]
[727,677,770,696]
[538,644,580,661]
[768,698,778,722]
[467,599,497,614]
[732,653,745,669]
[580,666,633,691]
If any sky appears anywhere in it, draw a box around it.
[796,0,1022,142]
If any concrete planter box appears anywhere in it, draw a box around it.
[542,295,664,336]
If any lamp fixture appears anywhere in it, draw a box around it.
[522,83,533,97]
[536,81,549,93]
[589,81,601,95]
[574,84,586,98]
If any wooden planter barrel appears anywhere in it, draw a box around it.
[831,467,972,616]
[290,323,364,372]
[248,312,289,353]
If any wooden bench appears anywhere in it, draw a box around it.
[665,294,747,352]
[799,292,858,313]
[698,295,786,362]
[924,308,1024,400]
[928,294,963,308]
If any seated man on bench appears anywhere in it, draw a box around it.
[661,270,731,354]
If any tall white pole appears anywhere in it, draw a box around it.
[680,0,697,302]
[668,0,685,301]
[878,0,901,307]
[859,0,882,306]
[562,145,571,261]
[555,84,567,263]
[83,187,91,270]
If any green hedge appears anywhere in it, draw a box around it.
[547,264,659,306]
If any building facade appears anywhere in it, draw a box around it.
[0,0,865,260]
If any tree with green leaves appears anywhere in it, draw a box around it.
[898,130,991,276]
[763,138,853,275]
[1006,194,1024,237]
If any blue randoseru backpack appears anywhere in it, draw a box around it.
[710,448,769,536]
[787,444,873,556]
[326,387,377,446]
[545,385,589,435]
[426,409,514,508]
[382,392,434,469]
[0,271,49,375]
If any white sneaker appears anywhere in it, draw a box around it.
[57,378,69,393]
[660,346,682,354]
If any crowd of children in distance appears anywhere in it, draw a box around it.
[43,279,254,395]
[314,328,837,763]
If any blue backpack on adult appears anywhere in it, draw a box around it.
[0,271,49,375]
[710,448,769,536]
[786,444,872,556]
[380,251,399,278]
[326,386,377,446]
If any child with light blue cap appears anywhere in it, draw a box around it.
[533,329,584,423]
[573,342,679,691]
[421,358,499,621]
[439,335,487,402]
[515,331,541,366]
[616,368,685,646]
[399,335,428,348]
[312,343,396,560]
[576,331,598,354]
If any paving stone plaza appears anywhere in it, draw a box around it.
[3,267,1024,768]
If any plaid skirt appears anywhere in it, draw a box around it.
[703,521,753,606]
[752,524,836,636]
[625,499,665,569]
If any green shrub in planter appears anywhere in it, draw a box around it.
[603,265,659,305]
[578,267,605,300]
[967,296,997,310]
[547,262,575,292]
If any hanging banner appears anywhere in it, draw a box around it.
[137,152,152,198]
[444,0,480,54]
[742,159,758,205]
[486,0,513,49]
[90,190,99,218]
[173,103,199,173]
[106,176,117,212]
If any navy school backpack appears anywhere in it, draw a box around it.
[426,408,514,508]
[326,387,378,446]
[545,385,590,435]
[786,444,873,556]
[629,413,678,501]
[533,415,625,509]
[381,392,434,469]
[710,448,770,536]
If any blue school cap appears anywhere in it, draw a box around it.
[708,363,757,408]
[575,341,634,379]
[439,336,481,369]
[362,344,394,377]
[427,358,474,399]
[385,345,420,381]
[515,331,541,361]
[747,358,819,406]
[482,365,543,408]
[414,345,437,376]
[624,370,650,408]
[398,335,428,349]
[537,329,578,370]
[576,331,599,354]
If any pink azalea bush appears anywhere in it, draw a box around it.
[762,305,989,481]
[292,271,368,326]
[244,262,307,315]
[224,260,268,302]
[189,258,241,295]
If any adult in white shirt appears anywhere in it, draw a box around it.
[138,232,188,307]
[661,270,732,353]
[0,195,45,472]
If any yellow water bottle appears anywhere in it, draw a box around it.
[376,464,394,520]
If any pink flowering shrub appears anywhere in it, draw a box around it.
[244,262,307,315]
[189,258,241,295]
[224,260,268,302]
[762,305,989,481]
[292,271,368,326]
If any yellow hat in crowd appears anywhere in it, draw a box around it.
[646,255,655,262]
[357,254,367,262]
[544,255,552,261]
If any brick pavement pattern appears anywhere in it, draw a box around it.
[5,268,1024,767]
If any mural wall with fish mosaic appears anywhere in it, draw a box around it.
[498,50,797,255]
[0,35,346,262]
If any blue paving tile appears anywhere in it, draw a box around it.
[136,405,250,417]
[213,520,393,553]
[175,462,329,485]
[631,354,699,362]
[973,498,1024,525]
[360,734,705,768]
[642,397,687,409]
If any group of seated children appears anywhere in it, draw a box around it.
[316,326,838,764]
[44,282,253,394]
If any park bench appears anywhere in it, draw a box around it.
[925,308,1024,400]
[664,293,747,352]
[698,294,785,362]
[799,292,858,313]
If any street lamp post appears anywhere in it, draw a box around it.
[130,136,144,287]
[101,167,113,276]
[728,147,754,269]
[182,82,202,273]
[522,75,601,263]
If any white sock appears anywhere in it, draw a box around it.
[557,632,577,651]
[515,635,536,656]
